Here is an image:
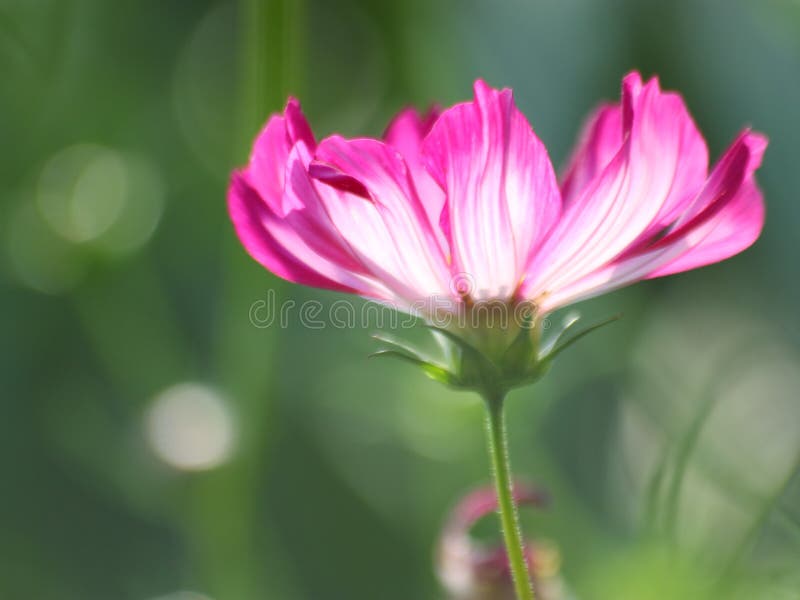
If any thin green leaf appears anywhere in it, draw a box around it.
[720,453,800,579]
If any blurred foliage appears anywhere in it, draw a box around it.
[1,0,799,599]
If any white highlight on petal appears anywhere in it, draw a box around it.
[145,383,235,472]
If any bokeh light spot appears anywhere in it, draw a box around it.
[95,152,164,257]
[37,144,127,243]
[145,383,235,472]
[35,143,164,256]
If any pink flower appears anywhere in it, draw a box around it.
[437,484,567,600]
[229,72,766,316]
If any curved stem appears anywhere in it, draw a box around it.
[483,390,535,600]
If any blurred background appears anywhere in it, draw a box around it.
[2,0,799,598]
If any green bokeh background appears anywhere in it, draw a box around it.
[2,1,799,599]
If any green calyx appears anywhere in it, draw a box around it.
[370,311,621,396]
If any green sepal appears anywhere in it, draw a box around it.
[499,311,536,378]
[368,349,462,386]
[371,332,432,359]
[421,324,493,365]
[370,311,620,396]
[422,324,501,389]
[540,313,622,363]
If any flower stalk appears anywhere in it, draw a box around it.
[483,389,535,600]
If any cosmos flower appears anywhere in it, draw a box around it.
[229,71,765,320]
[228,73,768,600]
[437,484,568,600]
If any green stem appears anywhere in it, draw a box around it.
[483,390,535,600]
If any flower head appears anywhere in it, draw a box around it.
[229,72,766,387]
[230,72,765,316]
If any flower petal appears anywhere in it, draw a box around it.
[647,180,764,278]
[646,131,766,277]
[383,107,447,245]
[281,141,373,274]
[383,106,440,164]
[633,84,709,238]
[228,171,375,295]
[522,72,708,303]
[560,103,623,205]
[231,99,376,294]
[423,80,561,300]
[311,135,454,305]
[247,97,315,214]
[536,131,764,312]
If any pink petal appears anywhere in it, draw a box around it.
[230,98,397,301]
[306,161,371,198]
[438,484,548,595]
[311,135,454,304]
[247,98,315,214]
[228,171,371,295]
[560,103,623,205]
[232,99,408,302]
[230,76,766,318]
[560,72,708,236]
[283,97,316,149]
[444,484,548,536]
[281,141,374,274]
[228,98,391,298]
[521,72,707,303]
[647,180,764,278]
[383,107,447,246]
[632,86,709,239]
[383,106,441,164]
[536,131,765,312]
[647,132,766,277]
[423,80,561,300]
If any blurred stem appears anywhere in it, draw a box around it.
[483,390,535,600]
[663,382,719,539]
[183,1,308,597]
[239,0,305,142]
